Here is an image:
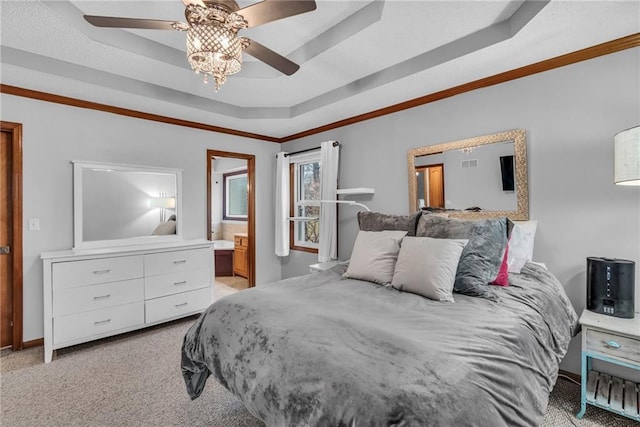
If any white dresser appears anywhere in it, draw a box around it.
[42,240,214,363]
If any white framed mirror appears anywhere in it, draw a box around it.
[73,161,183,249]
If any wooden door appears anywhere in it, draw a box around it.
[1,130,13,348]
[428,164,444,208]
[233,246,248,278]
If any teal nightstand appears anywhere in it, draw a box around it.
[576,310,640,421]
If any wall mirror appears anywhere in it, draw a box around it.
[73,161,183,249]
[407,129,528,220]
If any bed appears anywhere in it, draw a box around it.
[182,214,578,426]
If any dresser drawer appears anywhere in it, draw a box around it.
[145,287,212,324]
[586,329,640,364]
[52,256,143,290]
[53,302,144,345]
[144,268,210,299]
[53,279,144,317]
[144,248,210,277]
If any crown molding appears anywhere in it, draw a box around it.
[279,33,640,142]
[0,84,280,143]
[1,33,638,144]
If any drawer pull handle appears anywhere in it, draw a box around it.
[93,294,111,300]
[174,281,187,286]
[606,341,621,349]
[175,302,188,308]
[173,260,187,264]
[93,269,111,275]
[94,319,111,325]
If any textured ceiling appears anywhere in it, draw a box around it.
[1,0,638,139]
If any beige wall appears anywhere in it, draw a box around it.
[221,223,248,241]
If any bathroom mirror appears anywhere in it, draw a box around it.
[407,129,528,220]
[73,161,183,249]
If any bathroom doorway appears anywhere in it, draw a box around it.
[206,149,255,292]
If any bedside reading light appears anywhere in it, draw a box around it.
[614,126,640,186]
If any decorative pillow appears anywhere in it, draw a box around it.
[490,243,509,287]
[344,230,407,285]
[416,215,508,298]
[507,220,538,273]
[416,212,474,238]
[391,237,468,302]
[152,220,176,235]
[357,211,421,236]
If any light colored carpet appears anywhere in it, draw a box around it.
[216,276,250,291]
[1,317,635,427]
[214,281,240,298]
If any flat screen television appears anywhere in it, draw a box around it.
[500,155,515,191]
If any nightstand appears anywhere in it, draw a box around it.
[309,260,341,274]
[577,310,640,421]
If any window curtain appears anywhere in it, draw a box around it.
[275,152,290,257]
[318,141,340,262]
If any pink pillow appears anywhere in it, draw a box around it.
[490,242,510,287]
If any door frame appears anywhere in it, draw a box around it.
[1,121,23,350]
[415,162,445,209]
[206,149,255,287]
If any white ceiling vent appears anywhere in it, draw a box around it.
[461,159,479,168]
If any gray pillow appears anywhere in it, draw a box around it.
[344,230,407,285]
[152,220,176,235]
[416,215,508,299]
[357,211,421,237]
[391,237,468,302]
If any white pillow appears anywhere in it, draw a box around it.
[507,220,538,273]
[344,230,407,285]
[391,237,468,302]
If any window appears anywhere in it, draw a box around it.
[290,152,321,252]
[223,170,248,221]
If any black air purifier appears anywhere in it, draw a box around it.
[587,257,635,318]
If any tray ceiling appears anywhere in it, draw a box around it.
[1,1,638,139]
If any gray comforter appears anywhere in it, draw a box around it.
[182,263,578,426]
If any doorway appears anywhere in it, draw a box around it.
[1,121,23,350]
[415,163,444,210]
[206,149,255,292]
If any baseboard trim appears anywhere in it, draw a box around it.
[23,338,43,349]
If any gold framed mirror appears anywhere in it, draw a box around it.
[407,129,528,220]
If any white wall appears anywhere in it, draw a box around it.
[0,95,282,342]
[281,48,640,375]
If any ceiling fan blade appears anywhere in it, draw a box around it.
[84,15,185,31]
[244,39,299,75]
[181,0,207,8]
[238,0,317,28]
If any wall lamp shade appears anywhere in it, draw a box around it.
[615,126,640,186]
[149,197,176,209]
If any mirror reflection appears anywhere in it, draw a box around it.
[407,129,528,220]
[414,141,516,212]
[74,162,182,248]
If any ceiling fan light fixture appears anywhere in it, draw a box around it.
[84,0,313,91]
[184,2,249,91]
[186,23,246,91]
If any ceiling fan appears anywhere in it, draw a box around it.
[84,0,317,90]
